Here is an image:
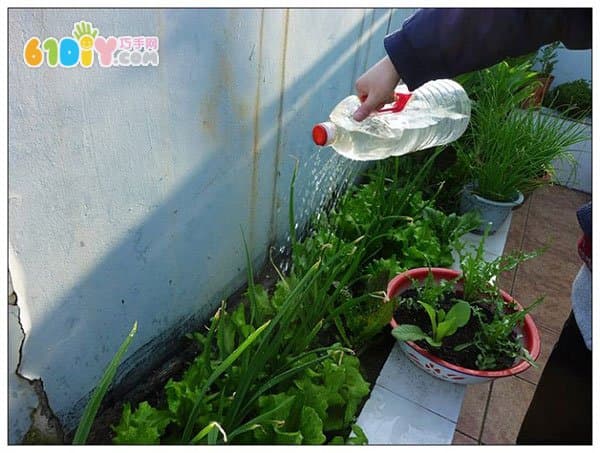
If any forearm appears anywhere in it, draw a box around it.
[385,8,591,90]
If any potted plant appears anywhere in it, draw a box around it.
[455,61,587,233]
[523,41,560,108]
[388,242,542,384]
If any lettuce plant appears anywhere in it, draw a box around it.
[392,300,471,347]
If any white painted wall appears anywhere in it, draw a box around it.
[8,8,416,442]
[534,42,591,194]
[550,114,592,194]
[552,47,592,86]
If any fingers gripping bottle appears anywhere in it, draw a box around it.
[312,79,471,161]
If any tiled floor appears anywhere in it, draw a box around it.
[452,185,591,445]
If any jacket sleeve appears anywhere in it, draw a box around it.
[577,202,592,238]
[384,8,591,90]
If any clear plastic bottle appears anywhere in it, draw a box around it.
[312,79,471,161]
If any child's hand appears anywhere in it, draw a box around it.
[353,56,401,121]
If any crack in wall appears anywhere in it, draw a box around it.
[9,271,65,444]
[21,380,65,445]
[8,271,17,305]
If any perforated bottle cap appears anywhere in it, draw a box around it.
[312,122,336,146]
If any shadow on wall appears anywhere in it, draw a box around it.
[9,8,400,432]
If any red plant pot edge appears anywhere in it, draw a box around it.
[388,267,542,378]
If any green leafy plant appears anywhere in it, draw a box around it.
[112,295,365,444]
[112,401,171,445]
[392,299,471,347]
[455,60,539,110]
[505,52,537,69]
[461,295,544,370]
[391,271,470,347]
[458,238,543,302]
[293,151,480,347]
[108,150,484,444]
[112,330,369,445]
[235,350,370,444]
[343,258,403,345]
[330,424,368,445]
[445,59,541,202]
[419,207,480,264]
[288,152,444,348]
[456,239,545,369]
[544,79,592,119]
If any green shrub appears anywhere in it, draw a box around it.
[544,79,592,119]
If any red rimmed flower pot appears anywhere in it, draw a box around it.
[388,267,541,384]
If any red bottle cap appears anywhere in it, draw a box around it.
[312,122,336,146]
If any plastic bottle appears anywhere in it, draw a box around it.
[312,79,471,161]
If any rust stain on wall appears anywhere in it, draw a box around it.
[248,9,265,250]
[268,9,290,245]
[199,50,234,140]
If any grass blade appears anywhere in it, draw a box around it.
[289,159,299,247]
[182,319,271,443]
[241,229,257,325]
[228,395,296,441]
[190,421,228,445]
[73,321,138,445]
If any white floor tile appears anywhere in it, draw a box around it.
[355,384,457,445]
[376,343,466,422]
[460,213,511,257]
[487,211,512,250]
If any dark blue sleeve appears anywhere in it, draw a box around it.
[577,202,592,238]
[384,8,591,90]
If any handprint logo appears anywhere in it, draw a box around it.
[72,21,98,67]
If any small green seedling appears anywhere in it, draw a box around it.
[392,300,471,347]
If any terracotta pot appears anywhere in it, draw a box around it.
[388,267,541,384]
[522,74,555,108]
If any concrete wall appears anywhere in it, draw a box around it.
[8,8,415,442]
[550,114,592,194]
[534,43,591,194]
[551,47,592,86]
